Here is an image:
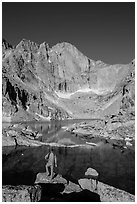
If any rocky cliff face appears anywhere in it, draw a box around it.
[2,39,135,121]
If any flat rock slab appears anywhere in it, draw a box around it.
[79,178,97,192]
[35,173,82,194]
[63,181,82,193]
[2,185,41,202]
[78,179,135,202]
[98,182,135,202]
[35,173,68,185]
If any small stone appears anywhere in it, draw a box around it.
[35,132,42,138]
[85,168,99,177]
[7,130,17,137]
[125,137,132,141]
[126,141,132,146]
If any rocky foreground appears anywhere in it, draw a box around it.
[3,173,134,202]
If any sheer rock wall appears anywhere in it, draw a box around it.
[2,39,135,121]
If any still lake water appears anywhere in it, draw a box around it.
[22,119,93,145]
[2,120,135,195]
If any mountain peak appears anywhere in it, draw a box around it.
[2,38,135,121]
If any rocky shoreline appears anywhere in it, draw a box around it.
[3,115,134,149]
[2,173,135,202]
[66,119,135,150]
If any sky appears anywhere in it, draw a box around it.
[2,2,135,64]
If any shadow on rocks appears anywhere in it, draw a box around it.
[2,171,37,185]
[39,183,101,202]
[62,190,101,202]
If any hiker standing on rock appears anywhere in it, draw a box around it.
[45,147,57,180]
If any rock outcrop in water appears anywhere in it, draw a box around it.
[2,38,135,121]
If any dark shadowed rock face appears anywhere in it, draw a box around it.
[2,39,135,121]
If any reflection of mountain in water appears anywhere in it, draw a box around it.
[2,143,135,195]
[25,121,88,145]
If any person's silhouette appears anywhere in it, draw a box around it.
[45,148,57,180]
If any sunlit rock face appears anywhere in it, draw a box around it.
[2,38,135,120]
